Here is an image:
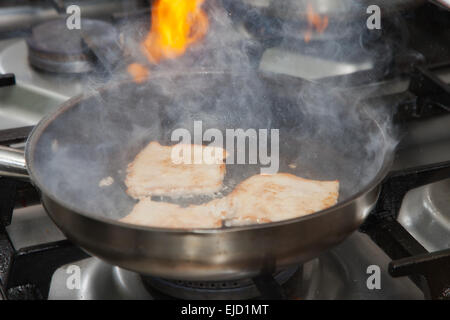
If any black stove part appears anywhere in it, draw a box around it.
[6,284,43,300]
[252,274,286,300]
[0,127,89,300]
[112,8,151,22]
[390,248,450,300]
[360,160,450,300]
[403,64,450,119]
[0,126,33,146]
[0,178,19,227]
[0,226,14,300]
[0,73,15,87]
[360,217,430,296]
[0,178,88,300]
[0,126,39,227]
[5,240,89,300]
[374,61,450,123]
[222,0,282,49]
[368,160,450,222]
[0,125,36,226]
[50,0,66,13]
[80,31,123,75]
[0,178,39,227]
[407,4,450,65]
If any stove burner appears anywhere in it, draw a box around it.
[26,19,118,74]
[142,267,300,300]
[0,73,15,87]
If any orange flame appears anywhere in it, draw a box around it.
[304,3,329,43]
[127,63,150,83]
[142,0,209,63]
[128,0,209,83]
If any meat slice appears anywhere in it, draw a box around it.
[125,142,227,199]
[120,197,229,229]
[122,167,339,229]
[225,173,339,226]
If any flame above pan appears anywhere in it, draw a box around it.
[304,3,329,43]
[142,0,209,63]
[128,0,209,83]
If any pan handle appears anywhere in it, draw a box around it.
[0,146,29,179]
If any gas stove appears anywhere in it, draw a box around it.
[0,1,450,301]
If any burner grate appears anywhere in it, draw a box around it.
[0,73,15,87]
[142,267,299,300]
[361,160,450,300]
[0,126,89,300]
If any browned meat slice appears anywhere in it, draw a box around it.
[122,171,339,229]
[225,173,339,226]
[125,142,227,199]
[120,197,229,229]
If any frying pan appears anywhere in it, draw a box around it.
[0,71,393,281]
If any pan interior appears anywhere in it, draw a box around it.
[30,73,392,222]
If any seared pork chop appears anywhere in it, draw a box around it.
[225,173,339,226]
[125,142,227,199]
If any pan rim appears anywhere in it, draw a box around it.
[25,76,395,235]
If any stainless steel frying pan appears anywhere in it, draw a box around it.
[0,72,393,281]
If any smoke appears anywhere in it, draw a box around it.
[32,0,397,220]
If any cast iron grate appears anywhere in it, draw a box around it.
[0,126,88,300]
[360,160,450,300]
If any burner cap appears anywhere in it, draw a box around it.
[27,19,118,74]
